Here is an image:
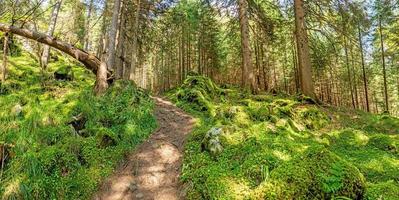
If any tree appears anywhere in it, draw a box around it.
[238,0,256,93]
[294,0,315,99]
[129,0,141,80]
[41,0,62,70]
[0,23,112,95]
[1,33,8,83]
[378,15,389,113]
[106,0,121,71]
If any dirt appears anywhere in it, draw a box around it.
[94,97,195,200]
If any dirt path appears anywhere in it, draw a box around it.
[94,97,195,200]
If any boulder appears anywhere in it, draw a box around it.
[201,127,224,157]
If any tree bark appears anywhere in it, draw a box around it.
[84,0,94,51]
[238,0,256,93]
[129,0,141,80]
[294,0,315,99]
[358,25,370,112]
[0,23,101,74]
[95,51,109,95]
[378,16,389,113]
[41,0,62,70]
[1,33,8,83]
[106,0,121,71]
[344,36,355,109]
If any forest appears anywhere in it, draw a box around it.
[0,0,398,199]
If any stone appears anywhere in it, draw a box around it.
[135,192,144,198]
[11,104,23,117]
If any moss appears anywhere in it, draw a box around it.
[0,55,156,199]
[169,75,398,200]
[294,106,329,130]
[368,134,397,153]
[253,147,366,199]
[366,181,399,200]
[172,75,224,116]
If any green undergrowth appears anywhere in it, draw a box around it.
[0,54,156,199]
[168,75,399,200]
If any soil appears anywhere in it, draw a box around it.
[94,97,195,200]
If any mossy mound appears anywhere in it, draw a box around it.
[253,147,366,199]
[174,75,223,115]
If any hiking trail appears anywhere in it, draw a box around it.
[94,97,195,200]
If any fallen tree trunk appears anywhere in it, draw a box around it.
[0,23,101,74]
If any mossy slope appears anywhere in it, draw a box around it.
[169,75,399,200]
[0,54,156,199]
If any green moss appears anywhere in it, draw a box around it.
[368,134,398,153]
[366,181,399,200]
[254,147,366,199]
[168,75,398,200]
[170,75,225,116]
[294,106,329,130]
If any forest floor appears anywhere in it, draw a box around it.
[94,97,195,200]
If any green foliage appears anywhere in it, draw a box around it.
[169,75,398,200]
[0,55,156,199]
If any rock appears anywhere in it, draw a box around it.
[11,104,23,117]
[54,66,74,81]
[201,127,224,157]
[135,192,144,198]
[226,106,239,118]
[288,119,305,132]
[129,182,138,191]
[68,113,87,133]
[276,118,288,129]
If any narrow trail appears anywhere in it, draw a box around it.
[94,97,195,200]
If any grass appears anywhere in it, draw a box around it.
[167,75,399,200]
[0,53,157,199]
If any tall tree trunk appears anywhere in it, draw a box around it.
[106,0,121,71]
[238,0,256,93]
[95,48,109,95]
[378,16,389,113]
[115,0,125,79]
[129,0,141,80]
[344,37,355,109]
[1,33,8,83]
[294,0,315,99]
[84,0,94,51]
[41,0,62,70]
[358,25,370,112]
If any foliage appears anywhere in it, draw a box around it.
[0,54,156,199]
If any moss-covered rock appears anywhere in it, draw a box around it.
[174,75,224,115]
[201,127,224,157]
[253,147,366,199]
[294,106,329,130]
